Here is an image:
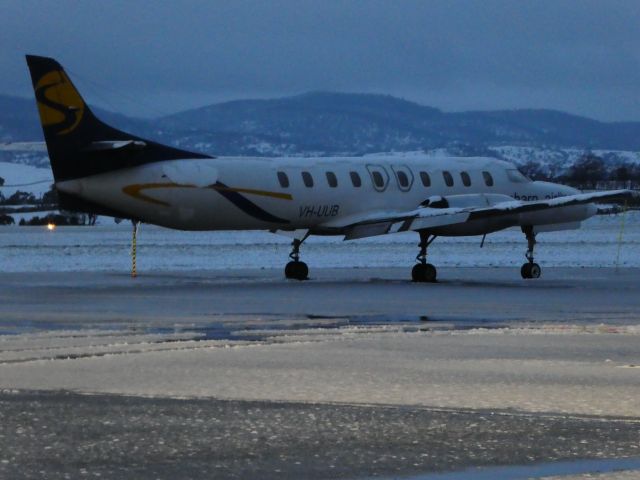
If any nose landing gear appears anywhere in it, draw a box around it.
[521,226,541,279]
[285,237,309,280]
[412,232,437,282]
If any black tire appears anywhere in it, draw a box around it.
[521,263,532,279]
[412,264,425,282]
[295,261,309,280]
[424,263,437,282]
[285,261,308,280]
[412,263,437,283]
[285,261,295,279]
[529,263,541,279]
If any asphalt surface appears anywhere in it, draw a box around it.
[1,267,639,479]
[1,391,639,480]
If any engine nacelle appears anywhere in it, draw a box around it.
[421,193,517,236]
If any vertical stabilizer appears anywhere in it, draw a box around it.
[25,55,210,182]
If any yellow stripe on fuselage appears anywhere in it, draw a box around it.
[209,185,292,201]
[123,183,292,206]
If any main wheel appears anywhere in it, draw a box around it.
[424,263,437,282]
[412,263,437,282]
[412,264,425,282]
[529,262,541,279]
[285,261,308,280]
[521,262,541,279]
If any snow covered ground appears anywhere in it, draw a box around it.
[0,160,53,197]
[0,211,638,272]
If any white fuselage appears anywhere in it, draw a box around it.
[57,155,593,235]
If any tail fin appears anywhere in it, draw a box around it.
[25,55,210,183]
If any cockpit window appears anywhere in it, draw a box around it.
[506,169,531,184]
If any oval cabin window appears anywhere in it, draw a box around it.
[482,171,494,187]
[397,171,409,188]
[350,171,362,187]
[326,171,338,188]
[372,171,385,188]
[277,171,289,188]
[442,171,454,187]
[301,171,314,187]
[460,171,471,187]
[420,171,431,187]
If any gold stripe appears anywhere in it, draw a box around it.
[122,183,195,206]
[123,182,292,206]
[209,185,293,200]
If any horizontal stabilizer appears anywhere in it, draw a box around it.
[84,140,147,152]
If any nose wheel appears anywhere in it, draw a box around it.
[412,232,437,282]
[521,226,541,279]
[285,237,309,280]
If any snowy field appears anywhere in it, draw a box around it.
[0,161,52,197]
[0,210,638,272]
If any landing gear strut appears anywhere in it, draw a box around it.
[285,237,309,280]
[521,226,541,279]
[412,232,437,282]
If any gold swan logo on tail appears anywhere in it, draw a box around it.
[34,70,85,135]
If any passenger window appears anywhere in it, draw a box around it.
[326,171,338,188]
[392,165,413,192]
[483,171,494,187]
[397,171,409,188]
[350,171,362,187]
[372,171,384,188]
[420,171,431,187]
[277,171,289,188]
[366,165,389,191]
[443,171,454,187]
[460,171,471,187]
[301,171,314,187]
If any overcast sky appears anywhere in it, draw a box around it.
[2,0,639,120]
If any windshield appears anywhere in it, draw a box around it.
[506,169,532,183]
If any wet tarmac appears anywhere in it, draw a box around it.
[1,267,639,479]
[1,390,639,480]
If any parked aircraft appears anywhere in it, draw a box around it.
[26,55,637,281]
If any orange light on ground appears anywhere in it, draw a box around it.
[46,223,56,231]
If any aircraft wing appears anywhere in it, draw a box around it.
[331,189,637,240]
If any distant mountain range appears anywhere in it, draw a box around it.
[3,92,640,157]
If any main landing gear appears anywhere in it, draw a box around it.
[285,237,309,280]
[412,232,437,282]
[521,226,541,279]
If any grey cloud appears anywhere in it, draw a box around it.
[2,0,639,120]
